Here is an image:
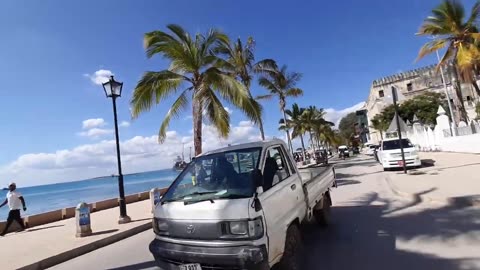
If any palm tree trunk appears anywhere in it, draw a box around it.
[309,131,315,152]
[472,81,480,98]
[193,100,203,155]
[258,120,266,140]
[299,134,306,162]
[282,108,293,154]
[452,63,469,122]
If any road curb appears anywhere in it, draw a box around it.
[18,221,152,270]
[384,175,480,207]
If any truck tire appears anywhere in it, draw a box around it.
[277,224,303,270]
[314,192,331,227]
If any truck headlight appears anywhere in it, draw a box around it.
[229,221,248,235]
[153,218,169,236]
[223,217,264,239]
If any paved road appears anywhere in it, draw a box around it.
[51,155,480,270]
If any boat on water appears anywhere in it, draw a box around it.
[173,156,188,171]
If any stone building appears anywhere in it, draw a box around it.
[363,64,479,144]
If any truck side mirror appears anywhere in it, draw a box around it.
[251,169,264,188]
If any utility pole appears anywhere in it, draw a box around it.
[392,86,407,174]
[436,50,455,136]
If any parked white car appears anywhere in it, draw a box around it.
[379,138,421,170]
[149,139,336,270]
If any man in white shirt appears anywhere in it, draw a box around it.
[0,182,27,236]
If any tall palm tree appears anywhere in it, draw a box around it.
[302,106,333,151]
[131,24,261,155]
[257,64,303,153]
[416,0,480,121]
[280,103,307,161]
[215,37,276,140]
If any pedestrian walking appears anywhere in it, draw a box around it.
[0,182,27,236]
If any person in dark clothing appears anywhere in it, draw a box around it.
[0,182,27,236]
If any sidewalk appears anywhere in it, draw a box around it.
[0,200,153,270]
[386,152,480,206]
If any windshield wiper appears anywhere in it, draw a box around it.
[161,191,219,205]
[184,198,215,205]
[215,194,250,199]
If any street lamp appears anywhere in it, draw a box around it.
[102,75,131,224]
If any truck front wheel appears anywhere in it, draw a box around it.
[277,223,303,270]
[314,192,331,227]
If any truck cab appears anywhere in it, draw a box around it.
[149,139,336,270]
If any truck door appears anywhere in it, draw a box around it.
[258,145,304,263]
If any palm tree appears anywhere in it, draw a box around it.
[131,24,261,155]
[416,0,480,121]
[302,106,334,151]
[257,64,303,153]
[370,116,389,140]
[280,103,307,161]
[215,37,276,140]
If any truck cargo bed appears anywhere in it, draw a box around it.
[298,164,335,210]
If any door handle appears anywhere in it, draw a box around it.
[291,184,296,190]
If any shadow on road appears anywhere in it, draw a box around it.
[91,229,119,236]
[26,224,64,233]
[335,179,361,186]
[301,192,480,270]
[107,261,157,270]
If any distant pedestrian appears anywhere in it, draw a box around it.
[0,182,27,236]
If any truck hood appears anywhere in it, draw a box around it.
[154,198,252,220]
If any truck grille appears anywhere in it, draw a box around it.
[162,258,241,270]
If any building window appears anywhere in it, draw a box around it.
[467,96,472,101]
[379,90,384,98]
[407,83,413,92]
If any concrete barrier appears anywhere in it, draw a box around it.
[0,189,166,233]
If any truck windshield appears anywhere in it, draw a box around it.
[161,147,261,204]
[382,139,413,150]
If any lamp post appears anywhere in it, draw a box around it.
[102,76,131,224]
[392,86,407,174]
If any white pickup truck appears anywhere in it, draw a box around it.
[149,139,336,270]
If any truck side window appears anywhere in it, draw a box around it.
[263,147,291,191]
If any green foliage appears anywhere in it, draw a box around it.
[372,92,448,128]
[338,112,358,140]
[417,0,480,120]
[476,102,480,119]
[131,24,261,154]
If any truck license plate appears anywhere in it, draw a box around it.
[397,160,405,166]
[179,263,202,270]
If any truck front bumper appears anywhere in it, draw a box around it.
[149,238,269,270]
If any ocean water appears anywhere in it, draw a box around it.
[0,169,180,221]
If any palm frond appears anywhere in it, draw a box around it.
[205,68,262,124]
[285,88,304,97]
[131,71,187,118]
[258,77,279,93]
[256,94,274,100]
[201,89,230,138]
[416,39,448,61]
[158,89,189,143]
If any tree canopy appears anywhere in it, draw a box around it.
[372,92,448,129]
[338,112,358,140]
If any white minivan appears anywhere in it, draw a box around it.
[379,138,421,170]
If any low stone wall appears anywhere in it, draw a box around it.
[0,188,167,234]
[438,133,480,153]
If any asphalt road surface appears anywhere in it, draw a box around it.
[51,155,480,270]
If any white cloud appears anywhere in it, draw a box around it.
[84,69,114,85]
[82,118,106,129]
[0,121,268,186]
[119,121,130,128]
[78,128,113,139]
[224,107,233,115]
[324,101,365,127]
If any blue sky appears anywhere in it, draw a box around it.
[0,0,469,185]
